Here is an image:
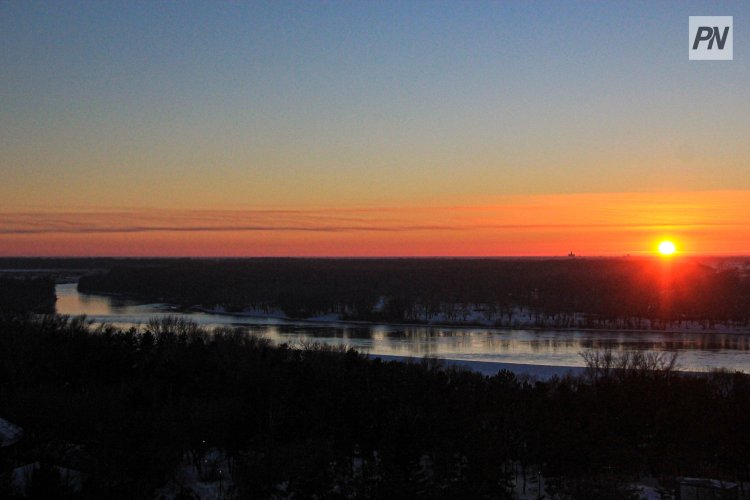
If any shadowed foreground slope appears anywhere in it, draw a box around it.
[0,316,749,498]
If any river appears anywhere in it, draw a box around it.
[55,283,750,373]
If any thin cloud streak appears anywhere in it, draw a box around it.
[1,223,746,236]
[3,190,749,255]
[3,202,750,235]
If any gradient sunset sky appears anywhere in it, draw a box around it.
[2,1,749,256]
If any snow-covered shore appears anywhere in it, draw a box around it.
[196,304,750,336]
[367,354,587,379]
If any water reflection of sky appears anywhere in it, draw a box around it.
[55,283,750,372]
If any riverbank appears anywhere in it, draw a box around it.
[367,354,587,379]
[75,285,750,336]
[192,303,750,336]
[75,257,750,337]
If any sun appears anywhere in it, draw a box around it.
[658,240,676,256]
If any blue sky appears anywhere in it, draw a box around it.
[1,1,749,255]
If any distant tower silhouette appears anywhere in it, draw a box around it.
[568,251,576,257]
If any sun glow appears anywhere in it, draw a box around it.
[658,240,677,256]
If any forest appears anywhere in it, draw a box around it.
[77,258,750,329]
[0,278,56,317]
[1,312,749,498]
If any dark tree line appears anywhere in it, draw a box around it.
[77,258,750,328]
[1,315,749,498]
[0,278,56,317]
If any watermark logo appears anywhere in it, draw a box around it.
[689,16,733,60]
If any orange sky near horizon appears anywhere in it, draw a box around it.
[2,190,749,257]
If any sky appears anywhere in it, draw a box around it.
[1,1,749,256]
